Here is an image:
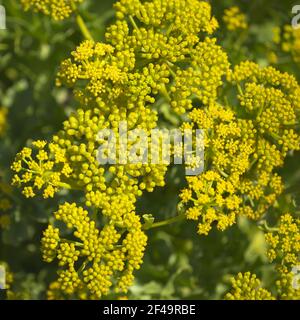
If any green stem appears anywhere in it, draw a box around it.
[166,61,177,78]
[92,207,98,222]
[63,239,84,247]
[258,220,279,233]
[166,23,174,36]
[77,260,88,274]
[56,181,75,189]
[216,167,229,178]
[143,213,185,230]
[160,83,171,101]
[249,157,258,170]
[55,179,84,191]
[75,14,94,41]
[283,121,299,126]
[129,15,139,32]
[71,1,94,41]
[236,83,244,96]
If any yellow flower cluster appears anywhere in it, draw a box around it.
[41,203,147,298]
[57,37,229,116]
[47,279,90,300]
[268,214,300,300]
[229,63,300,157]
[12,108,167,214]
[14,0,300,297]
[11,141,73,199]
[180,61,300,235]
[114,0,218,35]
[20,0,83,20]
[223,6,248,31]
[225,268,300,300]
[180,97,287,235]
[104,0,228,115]
[15,0,224,297]
[56,1,228,116]
[280,25,300,64]
[265,213,300,267]
[226,208,299,300]
[12,0,300,301]
[188,126,253,233]
[57,41,141,109]
[14,0,224,225]
[225,272,274,300]
[169,38,229,113]
[276,270,300,300]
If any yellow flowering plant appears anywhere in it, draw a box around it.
[0,0,299,300]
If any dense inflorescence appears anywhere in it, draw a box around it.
[276,270,300,300]
[41,203,147,297]
[57,0,229,115]
[225,212,300,300]
[225,268,300,300]
[223,6,248,31]
[273,25,300,64]
[265,213,300,267]
[12,0,300,300]
[13,0,229,298]
[225,272,274,300]
[20,0,83,20]
[265,213,300,299]
[180,62,300,235]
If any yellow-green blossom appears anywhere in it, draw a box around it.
[225,272,275,300]
[42,203,147,298]
[223,6,248,31]
[20,0,83,20]
[265,213,300,267]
